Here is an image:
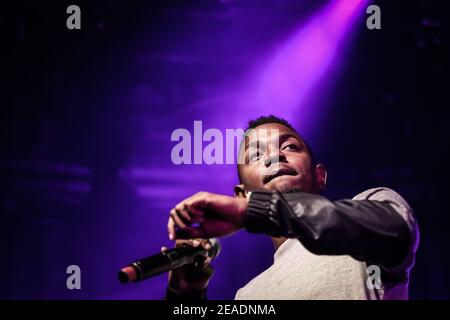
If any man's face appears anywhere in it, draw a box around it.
[238,123,317,193]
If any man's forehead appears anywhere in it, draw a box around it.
[246,124,301,144]
[238,123,303,155]
[251,123,298,136]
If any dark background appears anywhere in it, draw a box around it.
[0,0,449,299]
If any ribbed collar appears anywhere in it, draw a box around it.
[274,238,298,261]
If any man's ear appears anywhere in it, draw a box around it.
[314,164,327,191]
[234,184,246,198]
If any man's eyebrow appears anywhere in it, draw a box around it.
[244,133,300,153]
[279,133,302,144]
[246,140,265,152]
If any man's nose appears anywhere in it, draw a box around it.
[264,152,287,168]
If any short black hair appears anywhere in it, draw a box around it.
[237,115,317,183]
[246,115,296,132]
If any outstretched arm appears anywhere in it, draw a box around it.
[167,188,417,271]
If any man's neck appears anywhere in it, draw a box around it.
[271,236,288,251]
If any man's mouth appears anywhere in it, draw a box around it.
[263,168,297,184]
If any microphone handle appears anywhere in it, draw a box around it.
[133,245,207,280]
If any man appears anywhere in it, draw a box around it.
[164,115,419,300]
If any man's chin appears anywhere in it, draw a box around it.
[264,178,302,193]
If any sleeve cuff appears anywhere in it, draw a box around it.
[245,191,281,236]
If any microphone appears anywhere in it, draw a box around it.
[118,238,221,283]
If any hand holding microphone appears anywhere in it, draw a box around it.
[118,238,220,293]
[119,190,246,293]
[164,239,216,292]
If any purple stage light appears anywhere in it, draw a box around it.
[252,0,369,125]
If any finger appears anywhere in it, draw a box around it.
[185,260,214,277]
[167,216,176,240]
[171,209,187,230]
[188,195,210,212]
[173,239,190,247]
[201,264,214,278]
[200,239,212,251]
[182,192,207,210]
[191,239,200,247]
[177,239,201,248]
[203,259,213,271]
[187,205,205,219]
[175,203,192,224]
[161,246,168,252]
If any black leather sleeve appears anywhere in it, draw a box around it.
[245,191,411,269]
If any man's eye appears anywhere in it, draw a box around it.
[249,152,262,162]
[283,144,299,151]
